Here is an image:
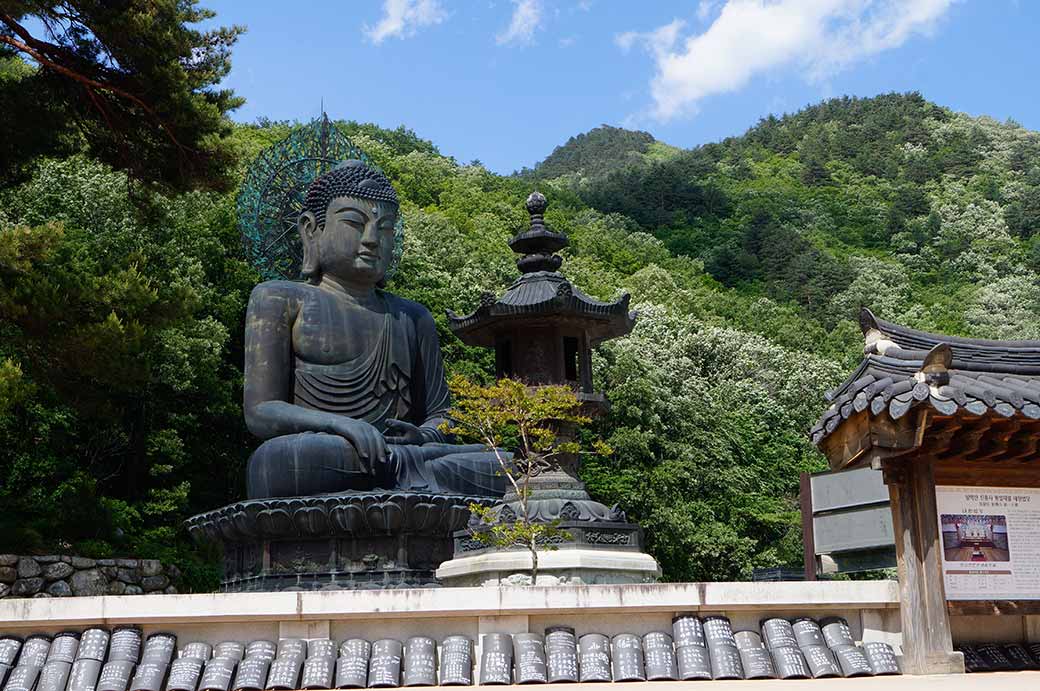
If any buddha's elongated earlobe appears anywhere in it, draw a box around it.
[298,210,321,284]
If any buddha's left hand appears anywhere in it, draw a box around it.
[383,418,424,445]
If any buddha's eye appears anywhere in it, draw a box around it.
[339,211,367,227]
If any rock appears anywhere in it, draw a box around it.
[141,575,169,592]
[0,567,16,584]
[33,592,52,598]
[0,583,9,597]
[107,581,127,596]
[100,566,119,579]
[124,585,144,595]
[69,569,107,596]
[97,559,116,567]
[35,555,61,564]
[17,558,41,579]
[61,555,72,563]
[70,557,96,569]
[46,580,72,597]
[0,555,17,567]
[116,558,139,568]
[117,567,140,584]
[43,562,74,582]
[11,577,44,597]
[140,560,162,578]
[163,586,178,595]
[165,564,181,582]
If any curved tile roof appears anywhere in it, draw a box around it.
[810,309,1040,446]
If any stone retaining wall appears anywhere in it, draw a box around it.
[0,554,180,598]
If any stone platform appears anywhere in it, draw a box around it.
[186,491,493,591]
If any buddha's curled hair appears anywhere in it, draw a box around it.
[304,160,399,228]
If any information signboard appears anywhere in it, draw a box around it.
[935,485,1040,600]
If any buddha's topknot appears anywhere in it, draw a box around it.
[303,160,399,228]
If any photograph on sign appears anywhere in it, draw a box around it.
[935,486,1040,600]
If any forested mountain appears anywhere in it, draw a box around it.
[4,91,1039,588]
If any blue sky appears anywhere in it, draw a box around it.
[202,1,1040,174]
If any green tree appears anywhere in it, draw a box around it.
[0,1,243,190]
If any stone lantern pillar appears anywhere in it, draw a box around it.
[436,193,660,586]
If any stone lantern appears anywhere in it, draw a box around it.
[437,192,660,586]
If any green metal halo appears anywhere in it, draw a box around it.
[237,115,404,282]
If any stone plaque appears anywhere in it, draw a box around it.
[78,631,110,663]
[972,643,1011,671]
[1002,643,1036,671]
[108,629,142,665]
[0,639,21,667]
[831,645,873,677]
[675,645,711,680]
[671,615,705,649]
[20,636,52,668]
[38,660,72,691]
[301,656,334,690]
[274,641,304,666]
[69,658,103,691]
[130,663,168,691]
[478,634,512,686]
[760,618,797,651]
[307,641,336,661]
[264,658,301,690]
[198,658,236,691]
[49,633,80,664]
[438,636,472,687]
[770,646,810,680]
[819,617,853,649]
[178,644,211,664]
[792,618,825,648]
[801,645,840,678]
[544,627,577,684]
[862,642,899,675]
[956,646,989,673]
[737,647,775,680]
[733,631,762,651]
[211,645,243,663]
[3,666,40,691]
[512,633,546,685]
[98,660,135,691]
[576,634,610,684]
[708,644,743,680]
[165,658,204,691]
[641,632,676,681]
[335,640,370,689]
[401,637,436,687]
[609,634,644,683]
[142,636,177,667]
[702,616,736,649]
[368,640,402,689]
[231,658,269,691]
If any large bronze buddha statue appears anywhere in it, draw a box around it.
[243,161,504,499]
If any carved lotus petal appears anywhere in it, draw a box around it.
[231,510,256,538]
[331,502,365,535]
[295,506,329,535]
[410,502,439,533]
[257,507,294,536]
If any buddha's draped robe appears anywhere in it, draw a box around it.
[246,292,505,499]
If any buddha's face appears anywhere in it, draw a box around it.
[301,195,398,286]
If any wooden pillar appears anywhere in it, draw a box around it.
[884,456,964,674]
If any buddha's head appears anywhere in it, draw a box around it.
[298,160,399,287]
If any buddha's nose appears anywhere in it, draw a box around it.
[361,222,380,247]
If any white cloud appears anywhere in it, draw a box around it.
[497,0,543,46]
[365,0,447,44]
[620,0,956,121]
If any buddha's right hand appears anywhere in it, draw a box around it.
[329,417,387,474]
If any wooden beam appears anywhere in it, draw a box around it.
[885,456,965,675]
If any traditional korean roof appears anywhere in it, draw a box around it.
[447,192,636,347]
[810,308,1040,447]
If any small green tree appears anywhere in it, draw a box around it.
[442,375,609,584]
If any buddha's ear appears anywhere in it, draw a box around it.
[298,210,321,283]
